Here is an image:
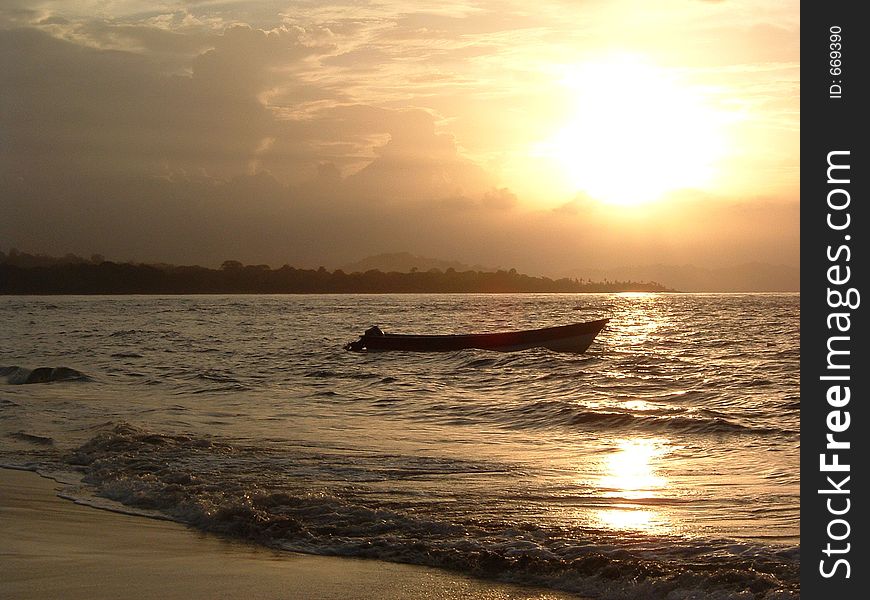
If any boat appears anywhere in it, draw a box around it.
[344,319,609,354]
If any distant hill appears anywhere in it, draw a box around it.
[1,255,673,294]
[566,263,799,292]
[340,254,799,292]
[3,249,794,293]
[0,248,100,268]
[339,252,495,274]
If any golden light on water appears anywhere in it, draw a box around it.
[595,438,672,533]
[623,399,657,411]
[595,508,662,531]
[609,294,667,347]
[600,439,667,497]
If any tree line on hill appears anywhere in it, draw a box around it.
[0,250,674,294]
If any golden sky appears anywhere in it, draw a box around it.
[1,0,799,277]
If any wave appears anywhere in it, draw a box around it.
[566,409,788,436]
[8,431,54,445]
[109,329,143,337]
[409,397,797,437]
[1,365,91,384]
[61,423,799,600]
[193,371,243,384]
[305,369,385,381]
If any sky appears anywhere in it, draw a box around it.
[1,0,799,276]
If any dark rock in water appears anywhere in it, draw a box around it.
[1,367,32,384]
[25,367,55,383]
[1,365,89,384]
[46,366,86,382]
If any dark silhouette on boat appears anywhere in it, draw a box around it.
[344,319,609,353]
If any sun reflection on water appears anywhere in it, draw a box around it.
[595,438,672,533]
[607,293,668,348]
[595,508,662,530]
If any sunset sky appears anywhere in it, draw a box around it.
[1,0,799,277]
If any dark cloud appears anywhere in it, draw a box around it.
[0,156,799,277]
[1,22,507,267]
[1,24,334,182]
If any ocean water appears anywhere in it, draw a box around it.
[0,293,799,599]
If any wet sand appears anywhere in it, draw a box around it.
[0,468,577,600]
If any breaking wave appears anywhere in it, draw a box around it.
[60,423,799,600]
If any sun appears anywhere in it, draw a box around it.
[534,54,729,207]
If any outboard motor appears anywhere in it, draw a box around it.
[344,338,365,351]
[345,325,384,351]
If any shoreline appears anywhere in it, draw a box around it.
[0,467,579,600]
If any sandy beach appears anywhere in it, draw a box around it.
[0,468,575,600]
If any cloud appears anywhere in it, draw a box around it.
[1,19,506,266]
[2,20,492,190]
[2,24,333,180]
[344,109,495,200]
[481,188,518,210]
[1,1,799,278]
[1,159,799,278]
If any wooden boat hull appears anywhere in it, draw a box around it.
[345,319,608,354]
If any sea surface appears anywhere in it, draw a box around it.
[0,293,799,599]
